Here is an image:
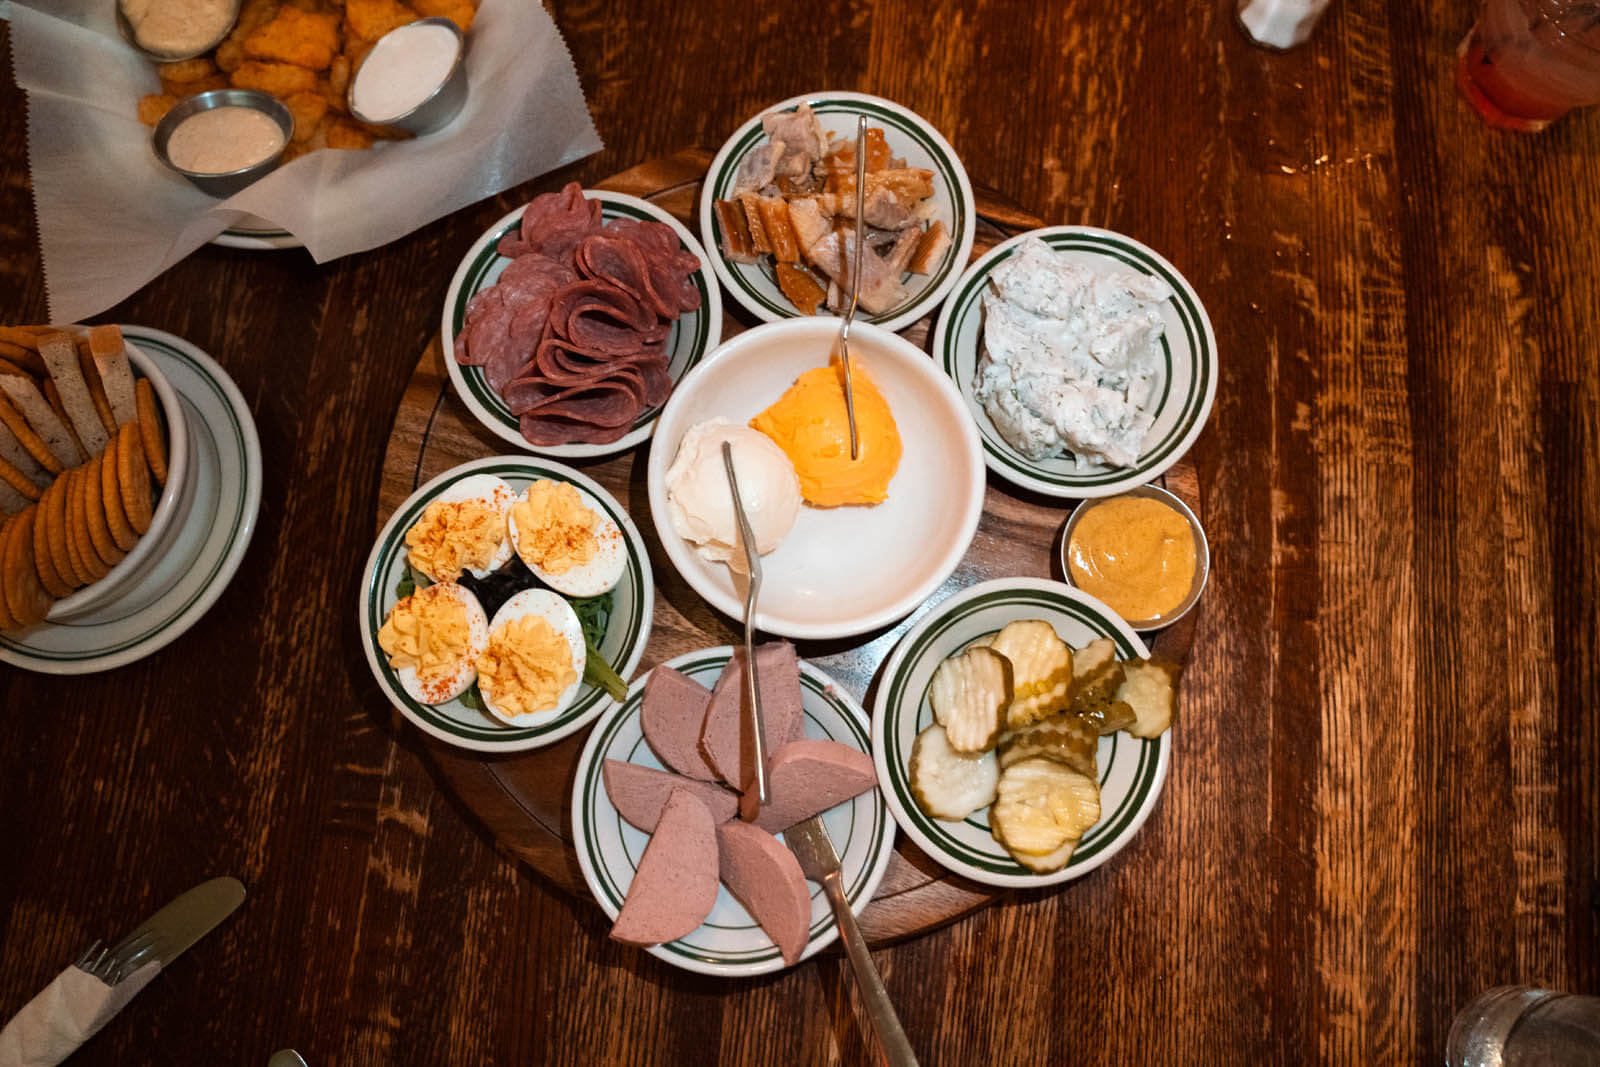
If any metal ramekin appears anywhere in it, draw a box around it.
[1059,484,1210,632]
[347,18,468,136]
[152,89,293,198]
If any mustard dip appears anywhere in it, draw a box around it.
[1066,496,1196,622]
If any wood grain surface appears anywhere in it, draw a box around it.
[375,151,1202,946]
[1,1,1597,1064]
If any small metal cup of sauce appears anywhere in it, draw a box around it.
[116,0,242,62]
[347,18,469,136]
[153,89,293,197]
[1060,484,1210,632]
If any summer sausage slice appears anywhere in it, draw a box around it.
[609,789,720,947]
[754,739,879,834]
[639,665,720,781]
[717,821,811,966]
[699,643,807,790]
[603,759,738,832]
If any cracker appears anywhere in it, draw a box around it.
[89,326,137,426]
[117,423,153,535]
[82,452,126,570]
[0,338,45,376]
[38,331,109,457]
[0,356,31,378]
[78,348,118,437]
[44,475,84,589]
[67,467,109,583]
[0,419,48,488]
[100,444,139,552]
[0,375,83,468]
[0,455,41,501]
[0,516,18,632]
[0,392,64,475]
[42,380,87,460]
[3,504,52,627]
[135,378,168,486]
[32,492,73,599]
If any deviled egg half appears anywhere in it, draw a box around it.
[377,582,490,705]
[404,473,516,583]
[478,588,588,726]
[507,478,627,598]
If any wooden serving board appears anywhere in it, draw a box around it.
[374,149,1202,944]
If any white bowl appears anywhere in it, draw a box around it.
[646,318,984,641]
[871,578,1172,889]
[931,226,1218,498]
[48,338,193,620]
[698,91,976,334]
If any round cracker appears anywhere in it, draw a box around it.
[68,467,109,583]
[100,442,139,552]
[135,378,168,486]
[81,452,125,569]
[116,423,152,536]
[59,472,91,587]
[3,504,52,627]
[0,515,17,631]
[45,474,84,589]
[32,491,72,599]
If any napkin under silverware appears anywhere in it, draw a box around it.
[4,0,604,322]
[0,961,160,1067]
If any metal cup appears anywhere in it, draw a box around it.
[347,18,469,136]
[152,90,293,198]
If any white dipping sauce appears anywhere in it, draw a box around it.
[167,106,285,174]
[351,23,461,122]
[121,0,233,56]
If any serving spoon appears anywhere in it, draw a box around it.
[722,441,770,820]
[835,115,868,461]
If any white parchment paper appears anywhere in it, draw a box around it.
[5,0,603,322]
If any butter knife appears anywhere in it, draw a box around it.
[110,876,246,971]
[786,817,918,1067]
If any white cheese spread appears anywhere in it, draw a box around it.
[972,236,1173,468]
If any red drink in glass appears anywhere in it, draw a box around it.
[1456,0,1600,131]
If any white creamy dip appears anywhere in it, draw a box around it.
[121,0,234,56]
[972,236,1173,468]
[167,106,285,174]
[351,22,461,122]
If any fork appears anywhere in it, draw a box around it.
[73,930,157,986]
[834,114,868,461]
[723,440,770,819]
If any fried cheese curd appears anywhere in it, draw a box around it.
[477,614,577,717]
[511,480,598,576]
[751,361,903,507]
[136,0,477,158]
[404,497,505,582]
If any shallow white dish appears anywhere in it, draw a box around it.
[359,456,653,754]
[930,226,1217,498]
[0,327,262,675]
[441,190,722,459]
[646,317,984,641]
[213,214,299,250]
[871,578,1172,889]
[47,337,192,620]
[698,90,976,335]
[572,647,896,977]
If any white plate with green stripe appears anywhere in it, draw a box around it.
[871,578,1171,889]
[931,226,1217,498]
[213,214,300,250]
[697,91,976,334]
[359,457,653,753]
[573,648,896,977]
[440,191,721,458]
[0,327,262,675]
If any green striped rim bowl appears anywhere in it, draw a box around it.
[440,190,722,458]
[697,91,976,335]
[358,456,654,753]
[870,577,1171,889]
[572,647,896,976]
[930,226,1218,498]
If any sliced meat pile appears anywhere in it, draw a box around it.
[453,182,702,447]
[602,643,879,965]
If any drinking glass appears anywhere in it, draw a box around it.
[1445,986,1600,1066]
[1456,0,1600,131]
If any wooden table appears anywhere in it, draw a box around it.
[1,2,1597,1064]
